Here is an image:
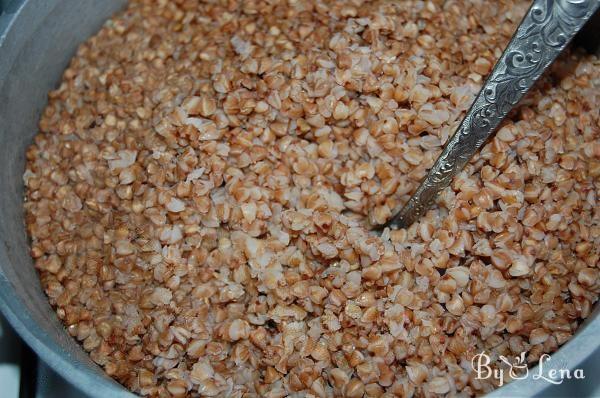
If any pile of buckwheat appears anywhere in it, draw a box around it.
[23,0,600,396]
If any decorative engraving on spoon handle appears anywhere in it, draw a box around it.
[385,0,600,230]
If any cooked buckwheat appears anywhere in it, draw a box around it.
[24,0,600,396]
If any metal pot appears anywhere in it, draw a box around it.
[0,1,598,397]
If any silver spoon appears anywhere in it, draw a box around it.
[383,0,600,230]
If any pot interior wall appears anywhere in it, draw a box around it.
[0,1,130,397]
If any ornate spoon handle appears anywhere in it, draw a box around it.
[384,0,600,230]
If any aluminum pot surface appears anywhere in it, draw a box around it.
[0,1,598,397]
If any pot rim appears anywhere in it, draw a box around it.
[0,1,131,397]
